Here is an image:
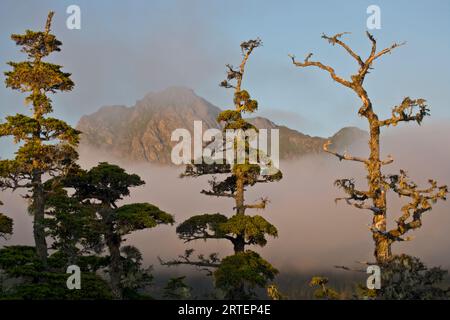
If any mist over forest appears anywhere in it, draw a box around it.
[1,1,450,303]
[3,120,449,275]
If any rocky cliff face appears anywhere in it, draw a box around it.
[77,87,221,164]
[77,87,367,164]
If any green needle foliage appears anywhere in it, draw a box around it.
[163,276,192,300]
[309,276,340,300]
[0,201,13,239]
[0,246,112,300]
[62,162,174,299]
[0,12,80,265]
[43,181,104,266]
[356,255,450,300]
[215,251,279,300]
[163,39,282,299]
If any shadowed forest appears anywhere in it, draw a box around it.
[1,7,449,300]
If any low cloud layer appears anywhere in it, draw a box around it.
[2,121,449,275]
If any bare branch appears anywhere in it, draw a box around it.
[201,190,235,198]
[353,32,403,83]
[322,32,364,67]
[337,197,382,214]
[334,179,371,202]
[289,54,353,88]
[159,249,221,276]
[365,32,377,61]
[243,197,269,210]
[371,226,412,242]
[334,265,366,273]
[323,141,368,164]
[371,41,406,62]
[381,155,394,165]
[222,38,262,93]
[45,11,55,35]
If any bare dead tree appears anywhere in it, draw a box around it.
[290,32,447,263]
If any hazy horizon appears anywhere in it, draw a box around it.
[2,120,449,274]
[1,1,450,143]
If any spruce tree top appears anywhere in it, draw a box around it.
[0,11,80,189]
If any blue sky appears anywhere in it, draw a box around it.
[1,0,449,156]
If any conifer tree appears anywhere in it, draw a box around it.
[0,245,113,299]
[290,32,448,263]
[43,181,103,266]
[163,39,282,299]
[0,201,13,239]
[0,12,79,265]
[63,162,174,299]
[163,276,192,300]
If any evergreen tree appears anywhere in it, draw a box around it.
[0,201,13,239]
[309,276,340,300]
[290,32,448,263]
[354,255,450,300]
[0,12,79,265]
[163,39,282,299]
[63,162,174,299]
[163,276,192,300]
[0,245,112,300]
[43,180,104,266]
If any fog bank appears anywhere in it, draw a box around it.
[1,121,449,274]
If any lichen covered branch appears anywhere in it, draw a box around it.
[379,97,430,127]
[323,141,368,163]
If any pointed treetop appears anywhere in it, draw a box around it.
[45,11,55,34]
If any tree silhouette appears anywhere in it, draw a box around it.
[43,180,103,266]
[290,32,448,263]
[0,245,112,299]
[163,276,192,300]
[163,39,282,299]
[309,276,340,300]
[0,201,13,239]
[63,162,174,299]
[0,12,79,265]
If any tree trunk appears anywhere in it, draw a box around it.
[374,234,391,262]
[234,175,246,253]
[235,174,245,215]
[233,235,245,253]
[232,173,247,298]
[106,229,123,299]
[31,171,48,266]
[227,283,248,300]
[367,115,392,263]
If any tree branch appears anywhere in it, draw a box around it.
[289,53,353,88]
[181,233,235,244]
[381,155,394,165]
[384,170,448,242]
[323,141,368,163]
[200,190,235,198]
[379,97,430,127]
[243,197,269,210]
[336,197,382,214]
[159,249,221,276]
[321,32,364,67]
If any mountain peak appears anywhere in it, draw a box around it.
[329,126,368,151]
[77,87,367,164]
[246,116,277,129]
[140,86,198,106]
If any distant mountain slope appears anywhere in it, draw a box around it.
[77,87,367,164]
